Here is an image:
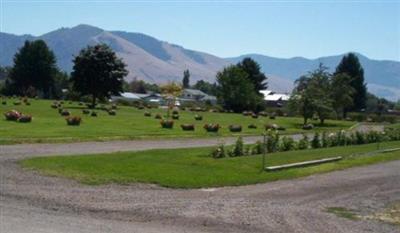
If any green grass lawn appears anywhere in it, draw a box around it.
[21,141,400,188]
[0,98,355,144]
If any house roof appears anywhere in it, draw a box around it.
[120,92,141,100]
[260,90,290,101]
[183,89,207,96]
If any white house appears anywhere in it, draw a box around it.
[260,90,290,107]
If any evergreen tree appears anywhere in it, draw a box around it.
[334,53,367,111]
[331,73,354,118]
[216,65,262,112]
[237,57,268,92]
[8,40,58,98]
[71,44,128,108]
[182,69,190,88]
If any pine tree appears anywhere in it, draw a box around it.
[182,69,190,88]
[334,53,367,112]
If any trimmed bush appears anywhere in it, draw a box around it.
[154,113,162,119]
[82,109,90,114]
[251,113,258,119]
[18,115,32,123]
[2,100,6,105]
[181,124,195,131]
[60,109,70,116]
[277,126,286,131]
[248,124,257,129]
[13,101,21,105]
[66,116,81,126]
[144,111,152,117]
[204,123,220,132]
[91,111,98,117]
[160,119,174,129]
[172,108,179,115]
[242,111,252,116]
[265,123,279,130]
[302,123,314,130]
[269,113,276,119]
[258,111,268,117]
[194,115,203,121]
[4,110,21,121]
[108,110,116,116]
[172,114,179,120]
[111,104,117,109]
[229,125,242,132]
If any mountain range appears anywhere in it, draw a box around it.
[1,24,399,101]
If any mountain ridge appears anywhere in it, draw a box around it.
[0,24,399,100]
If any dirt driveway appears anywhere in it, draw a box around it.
[0,124,397,233]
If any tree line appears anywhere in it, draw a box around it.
[0,39,398,115]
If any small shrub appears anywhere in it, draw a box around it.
[108,110,116,116]
[229,125,242,132]
[60,109,70,116]
[211,144,225,159]
[160,119,174,129]
[51,104,58,109]
[248,124,257,129]
[66,116,81,126]
[321,132,329,147]
[82,109,90,114]
[265,130,280,153]
[204,123,220,132]
[252,140,265,155]
[144,111,152,117]
[279,136,295,151]
[154,113,162,119]
[13,101,21,105]
[91,111,98,117]
[251,113,258,119]
[242,111,252,116]
[18,115,32,123]
[172,114,179,120]
[111,104,117,109]
[269,113,276,119]
[4,110,21,121]
[298,134,309,150]
[194,115,203,121]
[229,136,244,157]
[1,100,6,105]
[181,124,195,131]
[311,132,321,149]
[302,123,314,130]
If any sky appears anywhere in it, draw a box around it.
[0,0,399,61]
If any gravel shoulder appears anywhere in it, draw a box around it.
[1,124,397,233]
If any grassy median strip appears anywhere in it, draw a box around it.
[21,141,400,188]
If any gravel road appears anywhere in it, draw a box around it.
[1,124,397,233]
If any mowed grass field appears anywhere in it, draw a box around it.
[0,98,355,144]
[21,141,400,188]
